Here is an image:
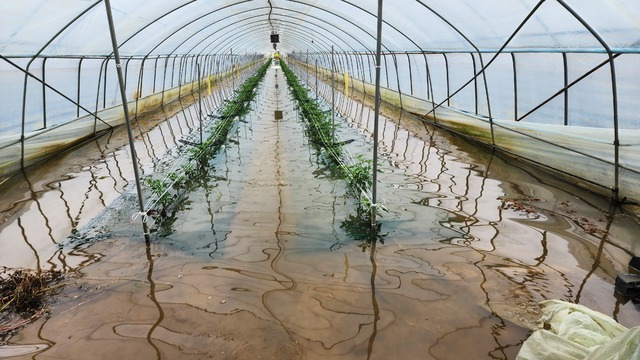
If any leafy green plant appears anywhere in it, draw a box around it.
[340,154,372,198]
[219,62,270,120]
[357,196,388,218]
[146,178,173,210]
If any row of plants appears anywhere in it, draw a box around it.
[279,60,376,219]
[280,61,343,166]
[145,60,270,218]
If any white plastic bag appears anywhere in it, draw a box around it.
[517,300,640,360]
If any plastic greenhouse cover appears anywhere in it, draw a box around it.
[2,0,640,57]
[1,0,640,202]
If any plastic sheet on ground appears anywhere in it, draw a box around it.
[517,300,640,360]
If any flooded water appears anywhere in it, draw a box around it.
[0,66,639,359]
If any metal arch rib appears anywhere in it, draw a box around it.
[192,14,366,57]
[338,0,426,53]
[194,14,359,57]
[206,26,329,56]
[184,13,356,56]
[204,21,348,56]
[200,22,339,57]
[281,2,389,53]
[128,2,264,58]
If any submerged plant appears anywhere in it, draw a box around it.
[357,196,388,219]
[143,60,270,221]
[279,60,343,166]
[280,59,385,225]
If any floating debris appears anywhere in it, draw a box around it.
[0,268,64,322]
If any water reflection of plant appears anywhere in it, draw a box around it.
[340,214,385,250]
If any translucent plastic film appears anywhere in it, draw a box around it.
[2,1,640,57]
[2,0,640,200]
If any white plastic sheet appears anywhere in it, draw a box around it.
[517,300,640,360]
[2,1,640,56]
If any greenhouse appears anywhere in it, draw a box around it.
[0,0,639,359]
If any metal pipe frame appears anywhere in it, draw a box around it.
[2,0,633,204]
[556,0,621,201]
[511,53,518,121]
[77,57,84,118]
[371,0,384,229]
[103,0,150,238]
[17,0,102,169]
[41,57,47,129]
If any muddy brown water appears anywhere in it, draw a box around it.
[0,66,639,359]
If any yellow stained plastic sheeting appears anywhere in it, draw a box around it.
[344,71,349,97]
[289,58,640,203]
[517,300,640,360]
[0,60,261,181]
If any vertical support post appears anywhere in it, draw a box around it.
[383,55,390,90]
[231,48,235,90]
[555,0,620,200]
[422,53,437,122]
[77,57,84,118]
[152,55,159,94]
[124,57,131,97]
[171,55,178,88]
[610,60,620,201]
[178,55,185,98]
[511,53,518,121]
[331,45,335,139]
[315,59,318,101]
[133,57,146,127]
[42,57,47,129]
[306,49,309,86]
[198,62,203,144]
[407,53,414,96]
[391,53,403,110]
[442,53,450,106]
[562,52,569,126]
[470,53,478,115]
[103,58,109,109]
[94,59,107,130]
[104,0,150,239]
[371,0,384,230]
[161,56,169,105]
